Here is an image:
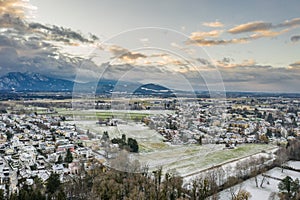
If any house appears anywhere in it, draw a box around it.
[56,144,75,152]
[68,160,81,174]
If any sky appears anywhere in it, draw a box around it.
[1,0,300,93]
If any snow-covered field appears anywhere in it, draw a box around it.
[265,167,300,180]
[217,174,280,200]
[58,108,300,199]
[287,160,300,170]
[217,165,300,200]
[70,116,276,180]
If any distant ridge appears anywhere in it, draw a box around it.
[0,72,299,98]
[133,83,175,97]
[0,72,74,92]
[0,72,176,97]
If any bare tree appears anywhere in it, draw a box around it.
[130,159,141,173]
[216,167,226,186]
[276,148,288,173]
[247,157,257,187]
[110,150,130,172]
[260,167,269,188]
[229,183,252,200]
[268,192,279,200]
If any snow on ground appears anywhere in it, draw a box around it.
[265,167,300,180]
[217,174,280,200]
[217,163,300,200]
[286,160,300,170]
[134,144,223,175]
[183,148,276,185]
[66,109,280,190]
[71,116,277,181]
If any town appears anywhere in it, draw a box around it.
[143,97,299,146]
[0,96,299,199]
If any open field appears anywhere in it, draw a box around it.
[134,143,276,178]
[56,108,278,180]
[64,113,276,179]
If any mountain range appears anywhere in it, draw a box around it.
[0,72,73,92]
[0,72,174,96]
[1,72,300,98]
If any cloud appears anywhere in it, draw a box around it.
[0,1,98,46]
[251,29,289,37]
[0,0,100,78]
[212,61,300,92]
[202,21,224,28]
[170,42,196,55]
[0,46,81,79]
[107,45,189,69]
[224,64,300,92]
[119,52,146,64]
[186,35,257,46]
[155,55,187,68]
[189,30,223,40]
[278,18,300,28]
[228,18,300,35]
[188,18,299,47]
[108,45,147,64]
[228,21,272,34]
[1,0,299,93]
[29,23,98,44]
[291,35,300,43]
[289,61,300,69]
[0,13,27,31]
[215,58,257,68]
[171,56,300,92]
[108,45,130,57]
[197,58,211,65]
[0,0,36,19]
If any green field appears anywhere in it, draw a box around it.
[95,112,151,120]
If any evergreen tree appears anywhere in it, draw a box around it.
[0,189,4,200]
[64,148,73,163]
[56,190,67,200]
[46,173,61,194]
[127,138,139,153]
[57,155,63,164]
[278,176,300,199]
[121,134,126,143]
[266,128,272,138]
[101,131,109,141]
[267,113,274,124]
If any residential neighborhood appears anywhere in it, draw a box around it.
[143,98,300,146]
[0,108,103,196]
[0,96,299,199]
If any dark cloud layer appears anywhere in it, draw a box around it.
[0,0,299,92]
[175,57,300,92]
[291,35,300,43]
[0,1,99,79]
[29,23,98,44]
